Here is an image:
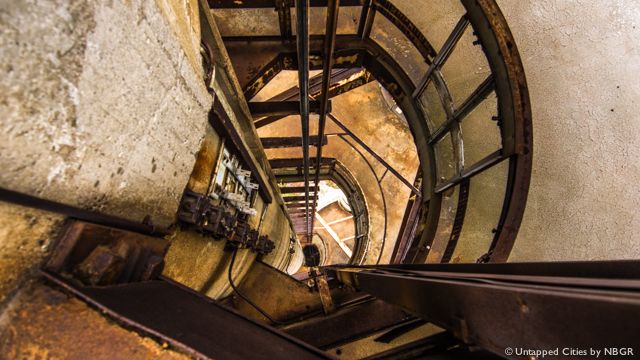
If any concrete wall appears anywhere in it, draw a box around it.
[0,0,213,304]
[0,0,211,228]
[497,0,640,261]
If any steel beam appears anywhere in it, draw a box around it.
[328,261,640,359]
[329,114,419,195]
[276,0,292,39]
[270,157,335,169]
[248,100,327,117]
[209,0,362,8]
[310,0,340,235]
[280,186,319,194]
[284,195,319,203]
[43,273,331,359]
[254,69,370,129]
[390,191,421,263]
[282,298,413,349]
[0,188,165,236]
[261,135,328,149]
[295,0,311,241]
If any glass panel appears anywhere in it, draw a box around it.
[211,9,281,36]
[451,160,508,263]
[292,6,361,35]
[434,132,455,184]
[461,92,500,167]
[370,13,428,84]
[441,26,492,107]
[418,81,447,131]
[388,0,466,51]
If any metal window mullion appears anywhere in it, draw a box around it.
[360,1,376,39]
[412,16,470,100]
[428,74,495,145]
[434,150,507,194]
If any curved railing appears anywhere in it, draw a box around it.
[212,0,532,264]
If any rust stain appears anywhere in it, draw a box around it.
[187,131,219,193]
[0,281,189,360]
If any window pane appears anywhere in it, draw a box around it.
[460,92,500,167]
[418,81,447,131]
[441,26,492,107]
[451,160,508,262]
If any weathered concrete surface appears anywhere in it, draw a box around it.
[0,0,211,229]
[155,0,203,77]
[496,0,640,261]
[0,281,188,359]
[0,202,64,306]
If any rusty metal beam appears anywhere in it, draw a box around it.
[277,174,326,183]
[295,0,312,241]
[287,203,309,209]
[282,298,413,349]
[43,273,331,359]
[0,187,165,236]
[261,135,328,149]
[253,69,371,129]
[270,157,335,169]
[310,0,340,236]
[374,0,437,59]
[209,0,362,8]
[284,195,319,203]
[276,0,293,40]
[329,114,420,195]
[288,206,313,212]
[329,261,640,358]
[280,186,319,194]
[249,100,327,117]
[356,0,371,38]
[390,178,422,264]
[359,0,375,39]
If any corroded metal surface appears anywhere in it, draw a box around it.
[0,281,188,360]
